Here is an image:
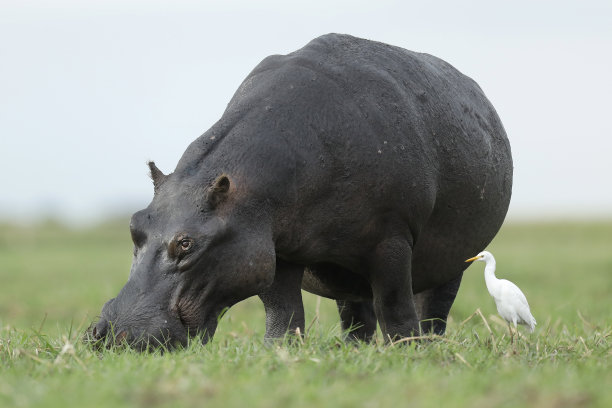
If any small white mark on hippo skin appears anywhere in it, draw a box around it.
[249,261,254,267]
[210,135,216,140]
[164,320,168,324]
[377,149,382,154]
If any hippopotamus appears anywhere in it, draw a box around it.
[92,33,512,349]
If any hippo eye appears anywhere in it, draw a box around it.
[179,239,192,251]
[169,236,195,260]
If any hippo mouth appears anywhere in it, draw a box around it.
[174,301,204,339]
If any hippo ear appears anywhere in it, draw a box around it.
[207,174,231,207]
[148,161,167,193]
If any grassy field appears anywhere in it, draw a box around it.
[0,219,610,407]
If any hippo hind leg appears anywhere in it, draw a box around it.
[413,272,463,335]
[302,263,377,342]
[336,300,377,342]
[367,236,421,341]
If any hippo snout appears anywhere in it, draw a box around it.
[90,296,189,350]
[91,316,186,351]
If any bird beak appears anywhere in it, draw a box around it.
[465,255,482,263]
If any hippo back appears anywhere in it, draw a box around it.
[176,33,512,292]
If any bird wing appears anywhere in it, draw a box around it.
[499,279,536,330]
[499,279,529,306]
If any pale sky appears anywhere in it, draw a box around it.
[1,0,611,224]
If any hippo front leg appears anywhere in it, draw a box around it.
[258,260,305,342]
[368,236,420,342]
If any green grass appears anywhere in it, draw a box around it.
[1,219,611,407]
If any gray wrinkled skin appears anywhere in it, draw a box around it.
[93,34,512,349]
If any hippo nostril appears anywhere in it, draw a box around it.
[93,319,110,341]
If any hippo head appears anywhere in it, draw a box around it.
[92,162,276,350]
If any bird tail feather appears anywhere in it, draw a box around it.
[528,315,537,332]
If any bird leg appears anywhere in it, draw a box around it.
[507,323,520,354]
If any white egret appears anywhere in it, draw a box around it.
[465,251,536,342]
